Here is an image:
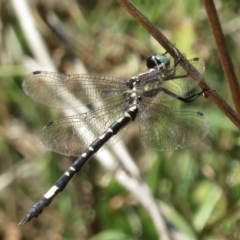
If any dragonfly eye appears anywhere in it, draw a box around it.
[146,54,170,69]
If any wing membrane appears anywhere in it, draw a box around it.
[143,58,205,102]
[40,100,129,156]
[139,99,209,151]
[161,58,205,98]
[23,71,127,109]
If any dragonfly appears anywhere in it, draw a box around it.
[19,52,209,224]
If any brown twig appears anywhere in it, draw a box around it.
[203,0,240,115]
[117,0,240,130]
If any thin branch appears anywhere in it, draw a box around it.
[203,0,240,114]
[117,0,240,130]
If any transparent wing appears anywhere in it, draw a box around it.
[40,100,129,156]
[143,58,205,102]
[161,57,205,99]
[22,71,127,109]
[139,99,209,151]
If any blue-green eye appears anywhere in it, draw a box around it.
[146,54,170,69]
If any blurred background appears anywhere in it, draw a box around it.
[1,0,240,239]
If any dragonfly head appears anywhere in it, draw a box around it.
[146,54,170,70]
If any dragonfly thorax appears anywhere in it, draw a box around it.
[125,81,141,104]
[126,76,139,89]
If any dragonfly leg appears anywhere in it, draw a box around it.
[161,88,212,103]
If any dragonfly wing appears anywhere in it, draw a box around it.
[139,99,209,151]
[159,57,205,101]
[23,71,127,109]
[40,100,129,156]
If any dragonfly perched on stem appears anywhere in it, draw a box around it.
[19,51,209,224]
